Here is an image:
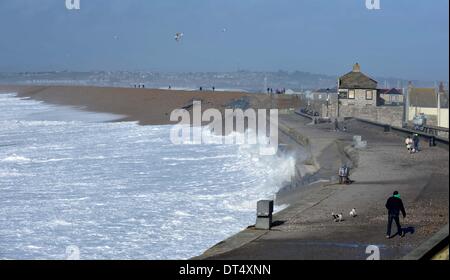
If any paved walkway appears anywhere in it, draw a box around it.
[200,114,449,260]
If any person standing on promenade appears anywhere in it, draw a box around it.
[405,136,412,152]
[408,137,415,153]
[338,165,346,184]
[413,134,420,152]
[334,118,340,131]
[338,165,351,184]
[385,191,406,239]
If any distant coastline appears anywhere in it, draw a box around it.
[0,71,439,93]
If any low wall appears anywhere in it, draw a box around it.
[376,106,404,127]
[320,102,406,127]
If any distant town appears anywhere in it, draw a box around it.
[0,70,442,93]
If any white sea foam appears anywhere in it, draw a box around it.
[174,211,193,217]
[162,155,236,161]
[0,93,296,260]
[50,219,73,227]
[1,154,31,163]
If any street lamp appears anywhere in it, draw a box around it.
[326,88,330,118]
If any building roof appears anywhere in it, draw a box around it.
[409,87,449,108]
[314,87,338,93]
[339,63,378,90]
[378,88,403,95]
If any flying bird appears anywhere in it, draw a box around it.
[174,32,184,42]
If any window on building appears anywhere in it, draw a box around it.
[338,91,347,99]
[366,90,373,100]
[348,90,355,99]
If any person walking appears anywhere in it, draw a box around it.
[385,191,406,239]
[409,137,414,153]
[405,136,412,152]
[343,165,351,184]
[338,166,346,184]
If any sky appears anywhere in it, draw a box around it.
[0,0,448,80]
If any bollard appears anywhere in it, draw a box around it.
[353,135,362,143]
[255,200,273,230]
[353,135,367,149]
[384,125,391,132]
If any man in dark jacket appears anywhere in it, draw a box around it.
[385,191,406,238]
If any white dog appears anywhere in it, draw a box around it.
[332,212,344,222]
[349,208,357,217]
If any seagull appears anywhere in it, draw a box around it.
[174,32,184,42]
[349,208,357,217]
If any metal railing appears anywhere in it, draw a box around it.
[354,118,449,149]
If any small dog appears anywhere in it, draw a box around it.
[332,212,344,222]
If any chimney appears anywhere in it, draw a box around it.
[352,63,361,72]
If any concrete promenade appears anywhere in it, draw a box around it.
[197,114,449,260]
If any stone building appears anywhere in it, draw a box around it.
[337,63,378,110]
[323,63,404,127]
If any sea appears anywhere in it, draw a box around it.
[0,93,295,260]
